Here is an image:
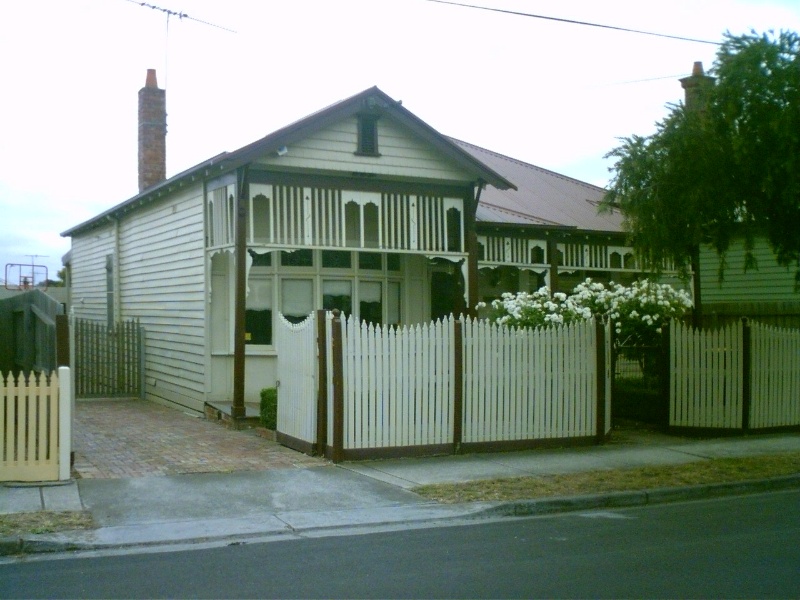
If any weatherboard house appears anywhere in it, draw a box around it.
[62,70,652,415]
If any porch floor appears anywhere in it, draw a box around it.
[205,401,262,427]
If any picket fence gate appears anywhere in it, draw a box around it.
[0,367,72,482]
[275,311,612,462]
[669,319,800,431]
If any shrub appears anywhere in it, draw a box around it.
[260,387,278,430]
[480,278,693,341]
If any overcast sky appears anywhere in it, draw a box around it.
[1,0,798,284]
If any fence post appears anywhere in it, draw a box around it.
[741,317,751,431]
[58,366,72,481]
[56,314,69,367]
[452,318,463,453]
[330,310,344,463]
[595,318,606,441]
[661,319,672,427]
[315,310,328,456]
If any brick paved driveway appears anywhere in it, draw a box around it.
[73,399,326,479]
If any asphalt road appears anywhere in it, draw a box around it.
[2,490,799,599]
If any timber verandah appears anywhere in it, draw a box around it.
[275,311,613,462]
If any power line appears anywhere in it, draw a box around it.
[425,0,719,45]
[122,0,237,34]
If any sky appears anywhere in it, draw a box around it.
[1,0,798,285]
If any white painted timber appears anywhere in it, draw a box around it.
[69,224,115,321]
[750,322,800,428]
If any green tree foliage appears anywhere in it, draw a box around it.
[603,31,800,282]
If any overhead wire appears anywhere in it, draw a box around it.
[425,0,720,45]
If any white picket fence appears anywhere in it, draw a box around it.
[1,367,72,482]
[670,319,800,430]
[462,318,604,443]
[338,316,457,451]
[275,313,611,460]
[750,321,800,428]
[670,320,744,428]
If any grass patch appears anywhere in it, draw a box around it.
[0,511,95,537]
[414,452,800,504]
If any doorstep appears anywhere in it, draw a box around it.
[204,401,261,429]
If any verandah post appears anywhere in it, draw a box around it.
[595,318,606,441]
[452,318,463,453]
[741,317,751,431]
[330,310,344,463]
[315,309,328,456]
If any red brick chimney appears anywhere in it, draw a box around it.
[679,61,715,111]
[138,69,166,192]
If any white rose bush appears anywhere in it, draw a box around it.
[481,278,694,377]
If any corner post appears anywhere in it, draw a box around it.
[316,309,328,455]
[330,310,344,463]
[595,318,606,441]
[661,319,672,427]
[57,366,72,481]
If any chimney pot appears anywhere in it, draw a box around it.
[145,68,158,88]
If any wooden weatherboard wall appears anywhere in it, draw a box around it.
[69,184,207,412]
[700,237,799,303]
[254,117,472,183]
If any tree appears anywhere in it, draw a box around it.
[602,30,800,283]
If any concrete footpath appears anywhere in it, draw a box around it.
[2,431,800,556]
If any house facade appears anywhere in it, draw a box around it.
[62,71,669,415]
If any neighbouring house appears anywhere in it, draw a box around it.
[678,63,800,328]
[62,70,673,416]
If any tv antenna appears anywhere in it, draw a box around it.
[122,1,236,86]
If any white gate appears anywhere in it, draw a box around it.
[275,312,317,447]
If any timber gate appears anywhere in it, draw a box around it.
[73,318,144,398]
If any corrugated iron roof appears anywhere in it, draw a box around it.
[451,138,624,233]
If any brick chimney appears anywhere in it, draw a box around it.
[679,61,715,111]
[138,69,166,192]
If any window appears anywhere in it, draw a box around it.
[282,279,313,324]
[359,252,382,270]
[248,249,272,266]
[245,278,272,345]
[356,114,379,155]
[105,254,114,327]
[323,280,352,317]
[322,250,351,269]
[281,249,313,267]
[360,281,382,326]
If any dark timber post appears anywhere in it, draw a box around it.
[661,320,672,427]
[55,314,69,367]
[330,310,344,463]
[316,310,328,455]
[741,317,751,431]
[595,318,607,441]
[452,319,464,453]
[231,166,249,422]
[547,237,560,293]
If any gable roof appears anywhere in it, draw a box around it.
[62,87,514,237]
[451,139,624,234]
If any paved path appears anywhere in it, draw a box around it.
[73,399,326,478]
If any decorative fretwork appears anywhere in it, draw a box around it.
[477,235,680,273]
[238,184,464,254]
[206,184,236,249]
